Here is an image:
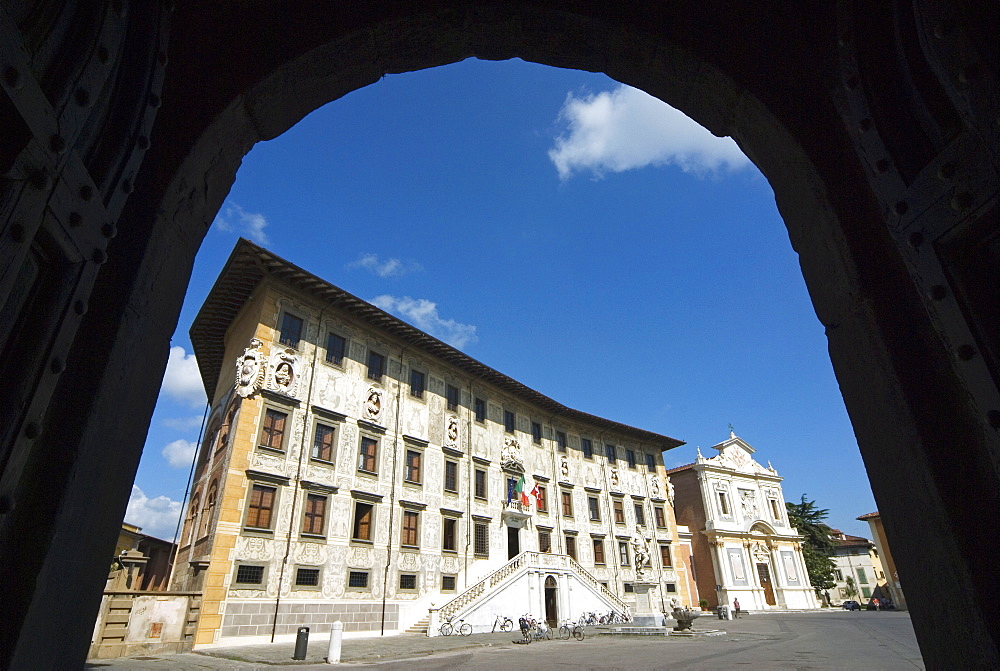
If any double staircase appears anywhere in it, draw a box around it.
[405,614,430,635]
[437,551,628,623]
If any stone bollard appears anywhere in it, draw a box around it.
[326,621,343,664]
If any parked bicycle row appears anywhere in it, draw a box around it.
[439,610,630,638]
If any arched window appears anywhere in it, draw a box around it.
[200,481,218,538]
[184,493,201,546]
[216,398,240,453]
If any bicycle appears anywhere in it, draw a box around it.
[439,617,472,636]
[532,620,552,641]
[559,619,586,641]
[492,614,513,632]
[517,616,533,644]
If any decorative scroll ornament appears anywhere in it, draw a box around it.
[446,416,459,447]
[500,436,524,472]
[268,348,300,396]
[365,388,383,420]
[235,338,266,398]
[752,541,770,562]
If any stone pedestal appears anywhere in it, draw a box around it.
[630,581,662,627]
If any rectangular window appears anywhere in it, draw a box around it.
[405,450,421,483]
[835,569,843,581]
[358,437,378,473]
[446,384,459,411]
[626,449,636,469]
[504,410,515,433]
[581,438,593,459]
[588,496,601,522]
[260,409,287,451]
[279,312,303,348]
[660,544,672,567]
[605,444,616,462]
[856,568,869,585]
[443,517,457,551]
[367,351,385,381]
[619,541,630,566]
[352,502,373,541]
[410,369,425,398]
[593,539,605,564]
[613,499,625,524]
[247,484,276,529]
[561,491,574,517]
[295,567,320,587]
[442,575,457,592]
[624,583,634,593]
[531,421,542,444]
[348,570,369,589]
[646,453,656,472]
[536,485,547,512]
[401,510,420,547]
[565,535,577,560]
[718,491,730,515]
[326,332,346,365]
[666,583,677,593]
[302,494,327,536]
[235,564,265,585]
[311,423,335,462]
[474,397,486,422]
[444,460,458,493]
[655,506,666,528]
[770,499,781,520]
[399,574,417,591]
[539,530,551,553]
[556,431,567,453]
[474,522,489,557]
[861,587,872,598]
[634,503,646,526]
[474,468,487,499]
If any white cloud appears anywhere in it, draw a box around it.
[161,346,207,408]
[124,485,183,541]
[162,415,205,432]
[548,85,751,180]
[162,439,197,468]
[371,295,478,349]
[348,253,422,278]
[213,202,271,245]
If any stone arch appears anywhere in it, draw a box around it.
[1,2,998,667]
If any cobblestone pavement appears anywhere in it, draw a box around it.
[86,611,923,670]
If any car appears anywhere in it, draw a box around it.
[842,600,862,611]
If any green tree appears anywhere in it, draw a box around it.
[845,576,858,599]
[786,495,837,596]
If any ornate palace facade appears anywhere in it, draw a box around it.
[174,239,693,644]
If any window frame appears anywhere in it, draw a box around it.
[310,421,336,463]
[352,501,375,542]
[404,449,422,484]
[245,483,278,532]
[605,443,617,462]
[561,490,574,518]
[626,449,637,469]
[536,485,547,513]
[581,437,593,459]
[301,493,328,537]
[398,573,418,592]
[531,421,542,444]
[564,534,577,560]
[278,311,304,348]
[618,540,630,566]
[645,453,656,472]
[503,409,516,433]
[444,460,458,494]
[347,569,371,591]
[294,566,322,590]
[474,468,487,500]
[654,506,667,528]
[358,435,379,474]
[634,502,646,527]
[474,397,486,423]
[556,431,567,453]
[660,544,673,568]
[538,529,552,553]
[446,384,460,412]
[613,499,625,525]
[588,496,601,522]
[400,509,420,548]
[325,331,347,365]
[259,407,290,453]
[233,562,268,587]
[474,521,490,557]
[442,574,457,592]
[409,368,425,399]
[593,538,606,565]
[442,516,458,552]
[367,349,385,382]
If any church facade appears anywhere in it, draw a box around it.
[174,239,694,645]
[669,433,819,611]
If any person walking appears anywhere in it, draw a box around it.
[733,598,741,618]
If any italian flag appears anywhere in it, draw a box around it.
[514,475,529,506]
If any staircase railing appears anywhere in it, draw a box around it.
[567,555,630,612]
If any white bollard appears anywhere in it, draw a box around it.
[326,621,343,664]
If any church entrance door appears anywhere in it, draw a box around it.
[757,563,776,605]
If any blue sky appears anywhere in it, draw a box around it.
[127,58,876,542]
